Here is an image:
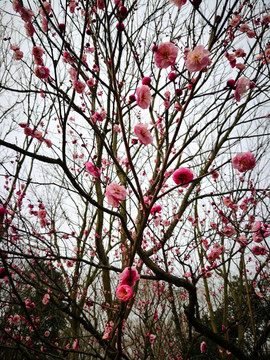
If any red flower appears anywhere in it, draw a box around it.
[172,168,194,187]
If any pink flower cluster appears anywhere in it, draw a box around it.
[230,15,241,27]
[63,51,75,64]
[19,123,52,148]
[8,314,21,326]
[84,162,100,178]
[25,298,35,309]
[172,167,194,187]
[13,1,36,37]
[92,110,106,123]
[134,123,153,145]
[40,1,52,32]
[116,267,140,302]
[185,45,210,72]
[102,321,114,340]
[105,183,127,207]
[154,42,178,69]
[10,45,23,60]
[136,85,151,109]
[207,244,225,263]
[35,66,50,81]
[33,46,45,65]
[225,50,246,70]
[68,67,86,94]
[252,221,270,243]
[232,151,255,172]
[252,246,267,256]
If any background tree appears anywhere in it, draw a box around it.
[0,0,270,359]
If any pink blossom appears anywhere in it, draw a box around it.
[40,1,52,16]
[247,30,256,38]
[129,94,136,103]
[97,0,105,10]
[32,130,43,140]
[234,48,246,58]
[169,0,187,9]
[25,299,35,309]
[34,56,43,65]
[154,42,178,69]
[252,246,267,256]
[185,45,210,72]
[42,294,50,305]
[34,66,49,80]
[10,45,20,51]
[14,51,23,60]
[262,14,270,24]
[92,110,106,123]
[226,79,235,88]
[223,197,232,207]
[105,183,127,207]
[234,77,250,102]
[119,267,140,287]
[73,80,86,94]
[38,210,46,219]
[0,207,7,217]
[149,334,156,344]
[113,125,121,133]
[20,7,35,22]
[142,77,151,85]
[24,127,33,136]
[11,314,21,325]
[116,284,133,302]
[13,0,22,13]
[252,221,270,243]
[87,78,95,87]
[85,47,95,54]
[223,226,236,237]
[44,331,50,337]
[168,72,177,81]
[68,68,77,80]
[136,85,151,109]
[44,139,52,148]
[84,161,100,178]
[232,151,255,172]
[207,244,225,263]
[25,22,35,37]
[200,341,207,354]
[239,24,249,33]
[63,51,75,64]
[32,46,45,58]
[236,63,245,71]
[230,15,241,27]
[150,204,162,215]
[172,168,194,187]
[134,123,153,145]
[69,1,76,13]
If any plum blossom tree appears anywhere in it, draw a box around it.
[0,0,270,359]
